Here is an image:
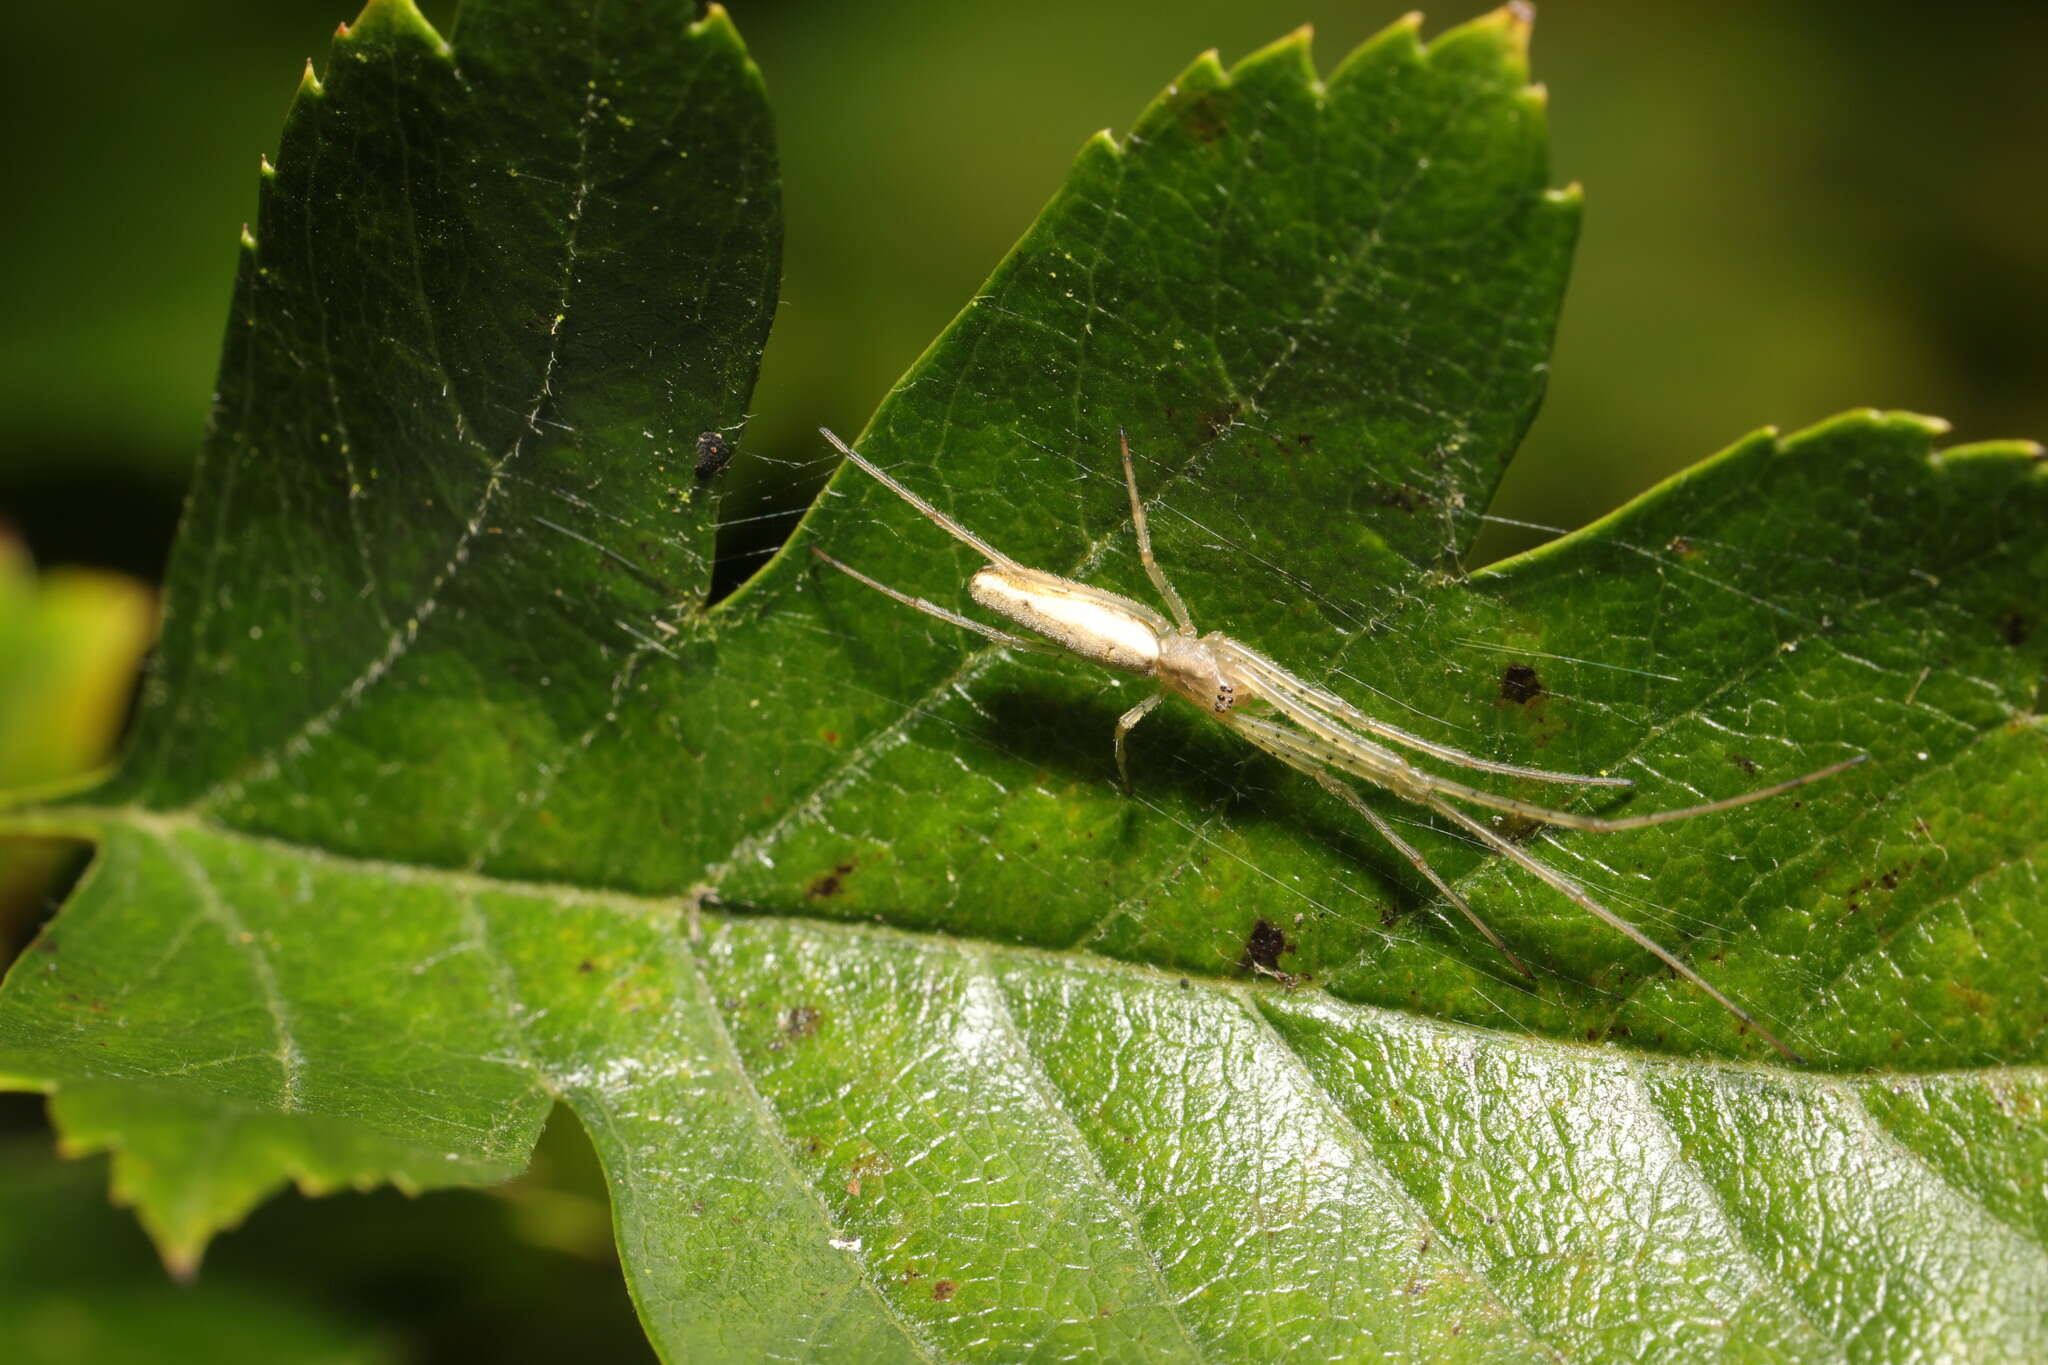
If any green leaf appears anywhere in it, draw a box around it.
[3,3,2046,1361]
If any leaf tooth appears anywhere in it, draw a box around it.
[334,0,452,59]
[689,2,742,45]
[294,57,325,101]
[1780,408,1951,458]
[1123,47,1228,146]
[1934,437,2047,469]
[1228,23,1320,97]
[1326,10,1426,89]
[1422,3,1537,86]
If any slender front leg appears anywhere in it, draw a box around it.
[1118,429,1195,634]
[811,548,1062,656]
[1114,691,1167,794]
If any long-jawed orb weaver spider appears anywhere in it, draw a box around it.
[810,427,1865,1061]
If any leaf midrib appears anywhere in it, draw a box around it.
[12,801,2044,1088]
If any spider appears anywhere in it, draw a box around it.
[811,427,1863,1060]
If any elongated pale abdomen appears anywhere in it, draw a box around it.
[968,566,1167,675]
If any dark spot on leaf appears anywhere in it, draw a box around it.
[1728,752,1758,775]
[693,430,734,481]
[1295,432,1314,448]
[1494,813,1544,844]
[807,861,857,898]
[932,1280,957,1302]
[1880,868,1901,890]
[577,959,595,973]
[1499,664,1543,705]
[1242,918,1293,972]
[1996,609,2028,646]
[821,729,840,745]
[1666,535,1697,558]
[780,1006,822,1038]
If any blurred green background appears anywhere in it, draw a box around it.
[0,0,2043,1360]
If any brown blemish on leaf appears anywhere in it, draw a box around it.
[780,1005,822,1038]
[1498,664,1543,705]
[1178,87,1233,144]
[1996,609,2029,646]
[807,860,857,898]
[1728,752,1758,775]
[821,729,840,745]
[932,1280,957,1302]
[1242,918,1293,972]
[1946,981,1992,1016]
[1666,535,1697,558]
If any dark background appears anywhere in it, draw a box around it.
[0,1,2041,1359]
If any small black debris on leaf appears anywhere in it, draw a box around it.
[1241,918,1292,973]
[1499,664,1543,705]
[694,430,735,481]
[807,861,857,898]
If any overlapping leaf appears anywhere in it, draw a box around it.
[1,2,2043,1360]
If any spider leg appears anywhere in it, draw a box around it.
[811,548,1063,656]
[1215,638,1633,788]
[1425,794,1803,1062]
[1118,429,1195,634]
[1113,691,1167,794]
[1419,755,1868,833]
[821,428,1022,569]
[1223,710,1533,978]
